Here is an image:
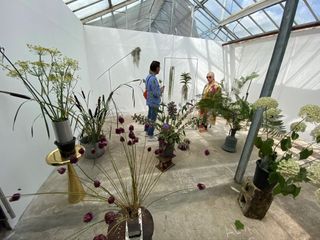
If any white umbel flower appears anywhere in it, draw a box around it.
[299,104,320,123]
[310,125,320,140]
[307,162,320,185]
[290,121,307,132]
[252,97,278,110]
[277,158,300,178]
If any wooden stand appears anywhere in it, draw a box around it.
[156,156,175,172]
[238,177,273,220]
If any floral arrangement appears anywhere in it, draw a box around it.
[132,101,195,147]
[0,45,79,137]
[180,72,191,101]
[253,98,320,198]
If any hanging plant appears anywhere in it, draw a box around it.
[168,66,175,100]
[131,47,141,67]
[180,72,191,101]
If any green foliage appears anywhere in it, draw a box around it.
[234,220,245,231]
[299,148,313,160]
[231,72,259,99]
[180,72,191,101]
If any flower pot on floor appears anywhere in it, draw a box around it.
[222,129,238,153]
[80,136,106,159]
[107,207,154,240]
[156,141,175,172]
[52,119,75,158]
[253,159,275,192]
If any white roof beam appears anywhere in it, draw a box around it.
[219,0,285,26]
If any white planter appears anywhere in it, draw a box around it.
[125,208,143,240]
[52,119,73,144]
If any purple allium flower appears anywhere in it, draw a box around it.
[9,193,21,202]
[108,195,115,204]
[94,180,101,188]
[83,212,93,223]
[128,131,135,140]
[93,234,107,240]
[69,155,78,164]
[100,136,107,142]
[197,183,206,190]
[133,137,139,144]
[91,148,96,154]
[127,140,133,146]
[162,123,170,130]
[144,124,149,129]
[154,149,160,155]
[120,136,125,142]
[204,149,210,156]
[147,147,151,152]
[129,125,134,131]
[115,128,121,134]
[104,211,116,225]
[98,142,105,149]
[119,127,125,133]
[57,167,66,175]
[118,116,124,124]
[78,148,85,155]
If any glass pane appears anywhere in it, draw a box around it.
[236,0,255,8]
[194,10,215,29]
[216,0,241,14]
[111,0,126,5]
[308,0,320,18]
[69,0,100,11]
[74,1,109,19]
[250,11,278,32]
[226,22,250,38]
[264,4,283,27]
[238,16,263,35]
[295,0,318,24]
[204,1,227,21]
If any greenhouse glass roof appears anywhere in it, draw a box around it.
[62,0,320,42]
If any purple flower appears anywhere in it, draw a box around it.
[144,124,149,129]
[133,137,139,144]
[128,131,136,140]
[129,125,134,131]
[83,212,93,223]
[120,136,125,142]
[93,235,107,240]
[154,149,160,155]
[108,195,115,204]
[115,128,121,134]
[100,136,107,142]
[9,193,21,202]
[127,140,133,146]
[119,127,125,133]
[204,149,210,156]
[98,142,105,149]
[91,148,96,154]
[105,211,116,224]
[147,147,151,152]
[197,183,206,190]
[94,180,101,188]
[118,116,124,124]
[57,167,66,175]
[78,148,85,155]
[69,155,78,164]
[162,123,170,130]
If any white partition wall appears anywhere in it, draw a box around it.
[0,0,90,227]
[223,27,320,138]
[84,26,224,113]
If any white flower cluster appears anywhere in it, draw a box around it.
[307,163,320,185]
[310,125,320,140]
[290,121,307,133]
[299,104,320,123]
[265,108,281,118]
[252,97,278,110]
[276,158,300,178]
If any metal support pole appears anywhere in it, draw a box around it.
[234,0,299,183]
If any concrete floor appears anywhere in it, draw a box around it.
[4,117,320,240]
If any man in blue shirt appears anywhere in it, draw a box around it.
[145,61,164,139]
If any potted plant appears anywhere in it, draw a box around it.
[198,72,258,152]
[252,98,320,198]
[180,72,191,102]
[132,101,194,171]
[74,92,109,159]
[1,45,79,158]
